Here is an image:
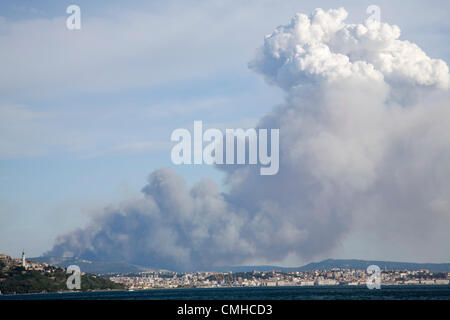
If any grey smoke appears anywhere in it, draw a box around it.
[47,8,450,270]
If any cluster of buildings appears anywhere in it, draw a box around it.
[109,268,450,290]
[0,252,52,272]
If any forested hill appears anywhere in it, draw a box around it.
[0,254,124,295]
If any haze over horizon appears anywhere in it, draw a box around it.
[1,1,449,269]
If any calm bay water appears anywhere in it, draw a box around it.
[0,285,449,300]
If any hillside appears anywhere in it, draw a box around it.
[296,259,450,273]
[0,255,125,294]
[205,259,450,273]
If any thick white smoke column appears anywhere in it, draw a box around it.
[253,8,448,88]
[48,8,450,270]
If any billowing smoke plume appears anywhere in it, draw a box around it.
[48,8,450,270]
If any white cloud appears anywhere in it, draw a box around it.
[250,8,448,91]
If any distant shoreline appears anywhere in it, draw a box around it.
[1,284,449,298]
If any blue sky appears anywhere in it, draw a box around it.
[1,0,449,262]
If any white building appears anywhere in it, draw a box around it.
[21,251,27,269]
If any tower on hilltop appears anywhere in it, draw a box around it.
[21,250,27,269]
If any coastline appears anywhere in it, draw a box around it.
[1,284,449,298]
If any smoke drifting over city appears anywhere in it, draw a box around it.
[47,8,450,271]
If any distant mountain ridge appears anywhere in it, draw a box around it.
[209,259,450,273]
[32,256,155,274]
[296,259,450,273]
[32,257,450,274]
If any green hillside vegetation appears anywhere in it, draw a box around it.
[0,264,124,295]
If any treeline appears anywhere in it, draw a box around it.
[0,265,124,294]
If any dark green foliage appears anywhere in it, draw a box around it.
[80,274,124,291]
[0,267,124,294]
